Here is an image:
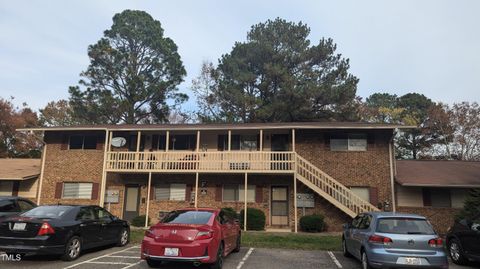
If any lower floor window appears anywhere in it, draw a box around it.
[63,183,93,199]
[423,188,452,207]
[223,184,255,202]
[0,181,13,196]
[350,187,370,202]
[155,184,186,201]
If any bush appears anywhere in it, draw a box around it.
[456,188,480,220]
[131,215,150,227]
[300,214,325,232]
[222,207,239,220]
[239,208,266,230]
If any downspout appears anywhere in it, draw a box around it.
[389,130,397,212]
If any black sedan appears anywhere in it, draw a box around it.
[446,212,480,265]
[0,196,36,219]
[0,205,130,261]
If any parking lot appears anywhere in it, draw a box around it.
[0,244,478,269]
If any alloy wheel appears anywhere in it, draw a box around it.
[450,242,460,261]
[68,238,81,259]
[120,229,129,245]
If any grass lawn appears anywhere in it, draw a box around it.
[130,229,341,251]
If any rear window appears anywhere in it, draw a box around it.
[162,211,213,225]
[21,206,72,219]
[376,218,435,235]
[0,200,17,212]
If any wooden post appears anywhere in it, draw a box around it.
[244,173,248,232]
[165,131,170,152]
[259,129,263,151]
[108,131,113,151]
[292,129,296,152]
[293,173,298,233]
[195,173,199,208]
[389,141,396,212]
[145,172,152,228]
[228,130,232,151]
[196,131,200,152]
[99,130,109,206]
[36,143,48,205]
[136,131,141,170]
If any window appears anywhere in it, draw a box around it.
[162,210,213,225]
[376,218,435,235]
[95,207,113,221]
[222,184,255,202]
[62,183,93,199]
[154,184,186,201]
[0,181,13,196]
[0,200,17,212]
[358,215,372,229]
[17,200,35,212]
[218,135,258,151]
[170,135,196,150]
[77,207,95,221]
[22,206,72,219]
[330,134,367,151]
[351,215,363,229]
[69,135,97,150]
[350,187,370,202]
[423,188,451,208]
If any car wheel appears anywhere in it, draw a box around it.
[233,233,241,253]
[210,243,224,269]
[448,238,467,265]
[61,236,82,261]
[361,251,372,269]
[146,258,163,267]
[117,228,130,247]
[342,237,352,258]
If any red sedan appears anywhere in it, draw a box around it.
[141,208,241,268]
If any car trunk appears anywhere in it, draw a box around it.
[151,223,209,243]
[377,233,438,255]
[0,217,46,238]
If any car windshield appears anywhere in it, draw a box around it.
[21,206,72,219]
[376,217,435,235]
[162,210,213,225]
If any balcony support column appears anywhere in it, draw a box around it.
[99,130,109,206]
[228,130,232,151]
[259,130,263,151]
[244,173,248,232]
[293,173,298,233]
[195,173,199,208]
[165,131,170,152]
[292,129,296,152]
[136,131,142,171]
[145,172,152,228]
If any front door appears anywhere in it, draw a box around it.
[123,185,140,221]
[271,186,289,226]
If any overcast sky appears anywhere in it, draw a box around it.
[1,0,479,112]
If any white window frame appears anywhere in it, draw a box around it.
[154,184,186,201]
[331,134,367,151]
[62,182,93,199]
[222,184,255,202]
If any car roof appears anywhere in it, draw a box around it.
[175,208,219,213]
[0,196,34,201]
[363,211,426,219]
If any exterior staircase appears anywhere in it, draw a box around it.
[295,154,379,217]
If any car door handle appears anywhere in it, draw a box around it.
[80,223,87,227]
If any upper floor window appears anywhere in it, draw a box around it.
[69,135,97,150]
[218,135,258,151]
[170,135,196,150]
[63,182,93,199]
[330,134,367,151]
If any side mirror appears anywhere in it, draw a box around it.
[343,223,350,230]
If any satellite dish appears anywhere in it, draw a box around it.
[111,137,127,147]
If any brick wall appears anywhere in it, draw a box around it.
[41,131,105,205]
[397,206,459,235]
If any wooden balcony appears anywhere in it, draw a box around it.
[105,151,295,173]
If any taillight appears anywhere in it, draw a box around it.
[368,234,393,245]
[428,238,443,248]
[195,231,213,240]
[145,229,155,238]
[37,222,55,236]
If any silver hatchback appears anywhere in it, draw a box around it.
[342,212,448,269]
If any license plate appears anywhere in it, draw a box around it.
[405,257,420,265]
[164,247,179,256]
[12,223,26,231]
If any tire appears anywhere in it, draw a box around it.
[117,227,130,247]
[361,251,372,269]
[448,238,468,265]
[210,243,224,269]
[233,233,241,253]
[61,236,82,261]
[342,237,352,258]
[146,258,163,267]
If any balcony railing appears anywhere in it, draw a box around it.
[105,151,295,173]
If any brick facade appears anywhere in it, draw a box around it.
[397,206,460,235]
[39,128,396,233]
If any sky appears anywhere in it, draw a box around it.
[1,0,479,112]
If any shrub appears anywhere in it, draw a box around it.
[239,208,266,230]
[300,214,325,232]
[222,207,239,220]
[131,215,151,227]
[456,188,480,220]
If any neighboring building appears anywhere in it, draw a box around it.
[20,122,409,232]
[0,158,41,200]
[395,160,480,234]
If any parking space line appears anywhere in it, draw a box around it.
[236,247,254,269]
[86,261,132,265]
[107,256,140,259]
[63,245,139,269]
[327,251,343,269]
[122,261,143,269]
